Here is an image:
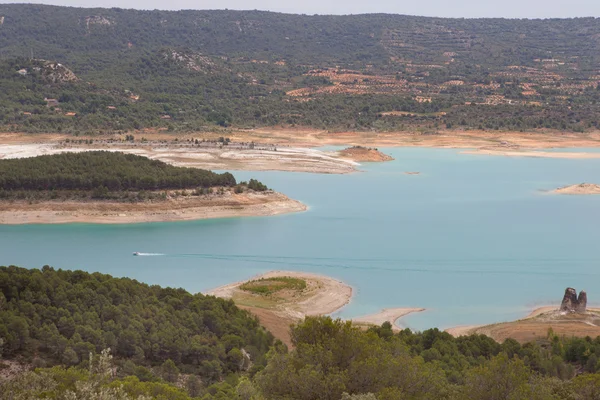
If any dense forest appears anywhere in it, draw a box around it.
[0,151,266,201]
[0,265,275,399]
[3,266,600,399]
[1,5,600,133]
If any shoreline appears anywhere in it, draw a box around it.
[2,130,600,175]
[461,149,600,159]
[207,270,425,341]
[552,183,600,195]
[208,270,353,318]
[351,307,425,330]
[0,191,306,225]
[446,305,600,339]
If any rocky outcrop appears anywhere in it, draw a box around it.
[576,291,588,313]
[560,287,587,313]
[162,49,219,73]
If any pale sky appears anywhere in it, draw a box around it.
[1,0,599,18]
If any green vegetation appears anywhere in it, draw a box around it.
[5,309,600,399]
[240,277,307,296]
[0,151,271,201]
[0,265,275,398]
[0,5,600,133]
[5,267,600,398]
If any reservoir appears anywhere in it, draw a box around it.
[2,148,599,331]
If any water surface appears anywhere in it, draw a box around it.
[2,148,599,331]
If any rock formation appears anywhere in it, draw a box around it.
[560,287,587,313]
[576,291,587,313]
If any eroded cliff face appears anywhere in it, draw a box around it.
[560,287,587,313]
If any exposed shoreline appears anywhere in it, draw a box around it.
[352,308,425,330]
[0,191,306,224]
[446,305,600,341]
[2,130,600,175]
[462,149,600,159]
[207,270,353,318]
[553,183,600,195]
[207,270,425,346]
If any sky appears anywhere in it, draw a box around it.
[0,0,599,18]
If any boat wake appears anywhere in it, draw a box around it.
[133,252,165,256]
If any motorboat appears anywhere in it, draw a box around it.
[133,252,140,256]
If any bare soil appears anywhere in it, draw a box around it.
[447,307,600,343]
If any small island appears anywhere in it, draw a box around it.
[553,183,600,195]
[0,151,305,224]
[338,146,394,162]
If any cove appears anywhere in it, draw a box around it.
[1,147,599,331]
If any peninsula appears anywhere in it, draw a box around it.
[0,151,305,224]
[208,270,424,347]
[553,183,600,195]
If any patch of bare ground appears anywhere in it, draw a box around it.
[338,146,394,162]
[0,359,31,382]
[0,190,306,224]
[447,307,600,343]
[553,183,600,195]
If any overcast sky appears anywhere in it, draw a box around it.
[1,0,599,18]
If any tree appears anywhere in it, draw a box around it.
[161,359,180,383]
[62,347,79,366]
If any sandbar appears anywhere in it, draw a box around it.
[351,307,425,330]
[553,183,600,195]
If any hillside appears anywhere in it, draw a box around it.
[3,269,600,400]
[1,5,600,133]
[0,265,274,396]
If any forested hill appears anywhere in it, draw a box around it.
[1,5,599,68]
[1,5,600,134]
[4,266,600,398]
[0,266,274,395]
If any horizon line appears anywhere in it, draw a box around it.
[0,2,599,20]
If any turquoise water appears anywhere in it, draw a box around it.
[1,148,600,331]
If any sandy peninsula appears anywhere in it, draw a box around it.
[446,306,600,343]
[208,270,425,346]
[553,183,600,195]
[0,190,306,224]
[338,146,394,162]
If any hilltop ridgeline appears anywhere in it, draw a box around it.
[1,5,600,133]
